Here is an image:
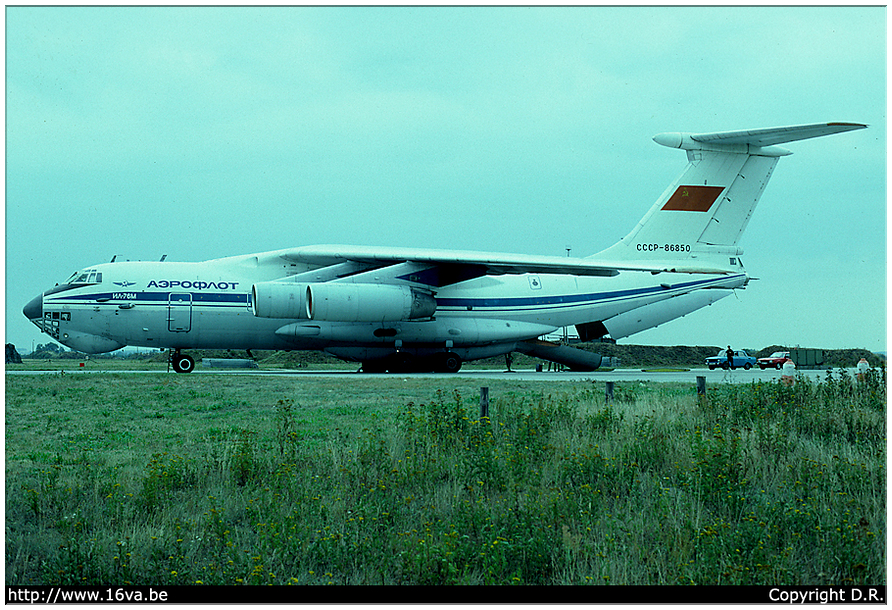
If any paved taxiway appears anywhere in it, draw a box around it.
[7,367,857,384]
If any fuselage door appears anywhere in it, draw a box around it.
[168,293,193,332]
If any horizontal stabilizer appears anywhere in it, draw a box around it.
[690,122,867,147]
[654,122,867,153]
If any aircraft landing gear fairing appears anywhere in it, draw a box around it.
[361,351,463,374]
[170,350,195,374]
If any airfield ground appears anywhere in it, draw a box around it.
[5,367,885,591]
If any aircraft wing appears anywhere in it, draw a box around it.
[275,245,621,277]
[265,245,734,285]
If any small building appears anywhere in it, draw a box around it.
[789,349,824,369]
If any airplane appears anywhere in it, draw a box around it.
[23,121,866,374]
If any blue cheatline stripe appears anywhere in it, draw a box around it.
[436,275,742,309]
[49,291,250,305]
[44,274,743,312]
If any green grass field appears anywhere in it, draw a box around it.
[5,369,885,586]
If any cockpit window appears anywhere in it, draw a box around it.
[65,270,102,285]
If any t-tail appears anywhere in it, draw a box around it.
[591,122,867,271]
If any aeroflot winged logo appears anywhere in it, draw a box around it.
[113,281,136,288]
[661,185,724,212]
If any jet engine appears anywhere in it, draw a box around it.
[252,281,309,319]
[253,281,437,323]
[307,283,436,323]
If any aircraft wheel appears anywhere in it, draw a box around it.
[172,354,195,374]
[434,352,462,373]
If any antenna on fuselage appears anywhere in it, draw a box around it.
[160,254,167,262]
[110,255,117,263]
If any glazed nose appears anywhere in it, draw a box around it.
[23,293,43,321]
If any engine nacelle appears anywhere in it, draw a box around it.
[252,281,310,319]
[307,283,436,323]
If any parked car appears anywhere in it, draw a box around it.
[758,351,791,370]
[706,349,757,370]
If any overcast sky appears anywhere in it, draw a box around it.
[5,5,886,354]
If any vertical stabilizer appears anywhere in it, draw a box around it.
[591,122,866,268]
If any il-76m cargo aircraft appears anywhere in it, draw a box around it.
[24,122,865,373]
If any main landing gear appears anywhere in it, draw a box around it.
[169,349,195,374]
[432,351,462,374]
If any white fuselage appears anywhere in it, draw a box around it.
[27,252,746,361]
